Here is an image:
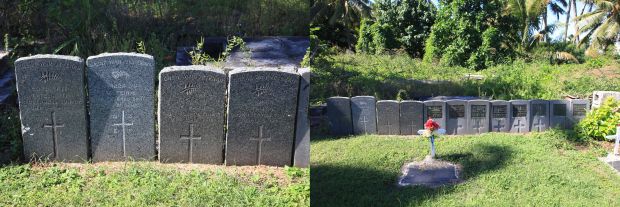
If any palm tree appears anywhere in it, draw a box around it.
[575,0,620,55]
[506,0,566,48]
[311,0,372,48]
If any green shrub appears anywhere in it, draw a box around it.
[0,106,22,161]
[576,98,620,141]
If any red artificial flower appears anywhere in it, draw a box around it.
[424,118,440,131]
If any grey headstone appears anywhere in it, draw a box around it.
[550,100,570,129]
[376,100,400,135]
[87,53,155,161]
[400,100,424,135]
[530,100,549,132]
[570,99,590,128]
[509,100,530,133]
[446,100,468,135]
[351,96,377,135]
[592,91,620,109]
[490,100,511,132]
[225,67,299,166]
[467,100,490,134]
[158,65,226,164]
[326,97,353,136]
[294,68,310,168]
[424,100,447,130]
[15,55,88,162]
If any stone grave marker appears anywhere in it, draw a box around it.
[351,96,377,135]
[376,100,400,135]
[509,100,530,133]
[87,53,155,161]
[550,100,570,129]
[490,100,511,132]
[446,100,468,135]
[570,99,589,129]
[399,100,424,135]
[467,100,490,134]
[294,68,310,168]
[530,100,550,132]
[225,67,299,166]
[15,55,88,162]
[327,97,353,136]
[424,100,446,129]
[592,91,620,109]
[158,65,226,164]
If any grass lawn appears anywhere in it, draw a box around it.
[311,130,620,206]
[0,162,309,206]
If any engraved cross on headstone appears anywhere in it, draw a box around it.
[43,111,64,158]
[494,119,505,132]
[180,123,202,163]
[533,118,544,132]
[385,118,393,134]
[250,126,272,165]
[360,116,369,134]
[513,119,524,133]
[113,111,133,157]
[472,119,482,134]
[408,121,417,135]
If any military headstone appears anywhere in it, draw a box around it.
[509,100,530,133]
[423,100,446,130]
[399,100,424,135]
[225,67,299,166]
[446,100,468,135]
[158,65,226,164]
[326,97,353,136]
[376,100,400,135]
[467,100,490,134]
[351,96,377,135]
[490,100,510,132]
[530,100,549,132]
[570,99,590,128]
[549,100,570,129]
[87,53,155,161]
[294,68,310,168]
[15,55,88,162]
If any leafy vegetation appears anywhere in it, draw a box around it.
[188,36,249,65]
[311,131,619,206]
[0,163,310,206]
[310,53,620,103]
[576,97,620,141]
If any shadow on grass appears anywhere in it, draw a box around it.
[311,144,514,206]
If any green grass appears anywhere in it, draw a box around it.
[311,53,620,103]
[0,162,309,206]
[311,130,620,206]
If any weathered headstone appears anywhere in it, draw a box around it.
[550,100,570,129]
[326,97,353,136]
[158,65,226,164]
[509,100,530,133]
[446,100,468,135]
[424,100,446,129]
[570,99,590,128]
[530,100,549,132]
[15,55,88,162]
[592,91,620,109]
[376,100,400,135]
[351,96,377,135]
[225,67,299,166]
[400,100,424,135]
[87,53,155,161]
[294,68,310,168]
[467,100,490,134]
[490,100,511,132]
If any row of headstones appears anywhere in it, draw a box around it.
[327,96,589,136]
[15,53,310,167]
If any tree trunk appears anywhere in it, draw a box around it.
[542,9,548,42]
[573,0,579,43]
[564,0,572,42]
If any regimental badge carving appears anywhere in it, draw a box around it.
[111,71,130,79]
[40,71,60,82]
[253,84,269,97]
[180,83,199,96]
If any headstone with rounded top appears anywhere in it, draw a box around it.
[351,96,377,135]
[377,100,400,135]
[327,97,353,136]
[399,100,424,135]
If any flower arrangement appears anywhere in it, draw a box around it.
[422,117,440,138]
